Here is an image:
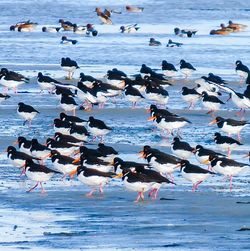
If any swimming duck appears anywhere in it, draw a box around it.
[10,20,37,32]
[166,39,183,47]
[42,26,61,33]
[125,5,144,12]
[149,38,161,46]
[59,19,74,31]
[61,36,78,45]
[120,24,140,33]
[86,24,98,36]
[174,27,198,37]
[227,20,247,31]
[210,23,233,35]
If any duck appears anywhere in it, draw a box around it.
[166,39,183,47]
[42,26,61,33]
[86,24,98,36]
[125,5,144,13]
[174,27,197,37]
[149,38,161,46]
[58,19,74,31]
[227,20,247,31]
[210,24,233,35]
[61,36,78,45]
[10,20,38,32]
[95,8,113,25]
[120,24,140,33]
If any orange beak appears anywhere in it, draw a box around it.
[69,169,77,179]
[72,157,80,164]
[148,116,156,121]
[209,119,217,125]
[242,153,250,158]
[113,173,123,179]
[138,150,145,158]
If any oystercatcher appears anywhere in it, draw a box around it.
[17,102,39,126]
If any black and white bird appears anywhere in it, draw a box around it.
[179,59,196,78]
[87,116,112,142]
[201,91,224,114]
[166,39,183,47]
[148,113,191,137]
[42,26,61,33]
[7,146,40,168]
[213,132,243,157]
[124,84,144,108]
[132,166,174,200]
[50,150,78,180]
[209,116,249,140]
[106,69,126,89]
[17,102,39,126]
[46,138,78,156]
[144,82,169,106]
[195,76,222,97]
[193,144,225,166]
[30,139,51,161]
[0,68,29,93]
[70,123,89,141]
[79,73,99,88]
[207,73,228,85]
[60,112,87,126]
[61,36,78,45]
[60,95,78,116]
[54,132,83,146]
[179,160,215,191]
[0,93,10,103]
[140,64,153,77]
[120,24,140,33]
[181,87,200,109]
[16,136,32,155]
[161,60,178,77]
[24,159,60,193]
[70,160,116,197]
[53,118,71,135]
[209,155,249,191]
[55,85,75,98]
[171,137,194,159]
[61,57,79,80]
[37,72,59,92]
[235,60,249,81]
[97,143,118,162]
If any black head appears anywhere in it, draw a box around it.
[18,102,24,106]
[98,143,105,148]
[180,59,185,64]
[201,91,207,97]
[1,68,9,74]
[17,136,26,143]
[88,116,94,122]
[173,137,180,143]
[174,27,180,35]
[51,150,60,157]
[214,132,221,139]
[168,39,172,43]
[149,38,155,42]
[209,154,218,162]
[7,146,16,153]
[113,157,123,165]
[215,116,223,123]
[179,159,189,170]
[42,27,47,32]
[235,60,242,65]
[10,25,16,31]
[59,19,64,24]
[195,145,203,151]
[228,20,233,25]
[38,72,43,77]
[59,112,67,120]
[220,23,226,28]
[62,36,67,41]
[120,26,125,32]
[31,138,39,145]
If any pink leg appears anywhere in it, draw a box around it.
[3,87,8,94]
[237,133,241,141]
[40,182,46,193]
[229,176,233,192]
[192,184,196,192]
[27,182,39,193]
[153,189,159,200]
[86,189,96,197]
[19,168,26,177]
[134,192,142,203]
[140,191,144,201]
[227,148,231,158]
[99,185,104,194]
[148,189,154,198]
[73,109,76,116]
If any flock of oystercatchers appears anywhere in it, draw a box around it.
[1,54,250,202]
[1,5,250,202]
